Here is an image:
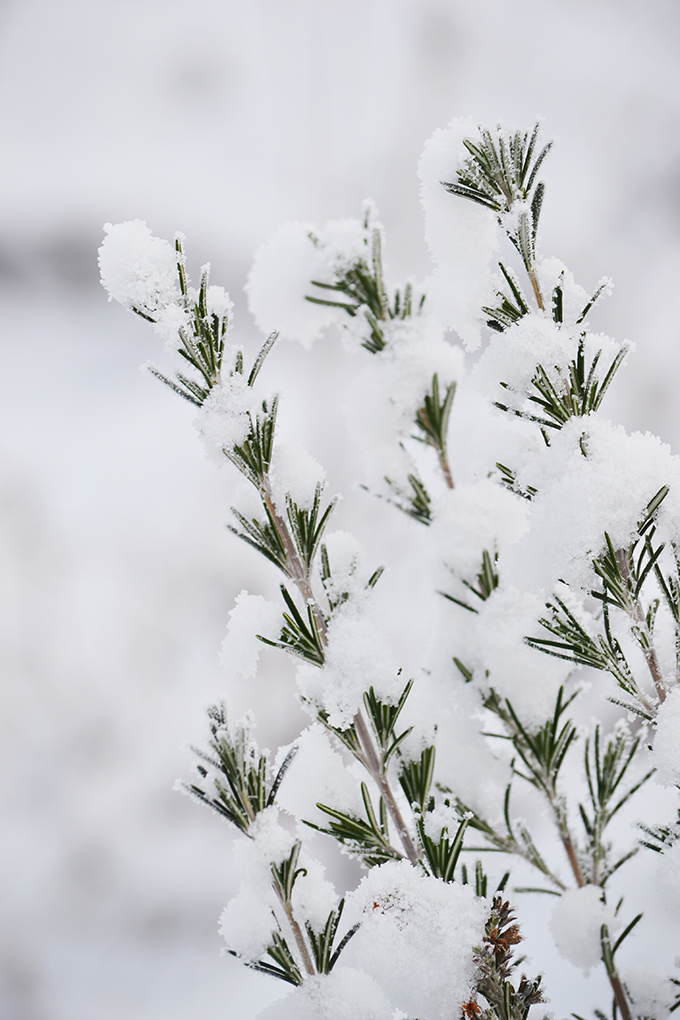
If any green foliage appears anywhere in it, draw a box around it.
[413,373,456,486]
[304,899,360,974]
[145,240,230,406]
[580,726,653,884]
[485,687,578,802]
[398,744,435,813]
[526,595,644,710]
[379,470,432,525]
[442,123,552,283]
[528,487,670,715]
[440,548,499,613]
[495,463,537,501]
[304,210,425,354]
[229,502,289,573]
[472,896,546,1020]
[417,811,469,883]
[495,337,628,431]
[457,788,562,891]
[181,704,296,834]
[271,841,308,907]
[257,584,326,666]
[364,679,414,774]
[483,263,530,333]
[224,394,279,489]
[638,808,680,853]
[285,486,338,580]
[230,928,304,987]
[311,781,404,867]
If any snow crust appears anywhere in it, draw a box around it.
[273,724,365,824]
[343,319,463,489]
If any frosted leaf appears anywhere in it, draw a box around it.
[269,442,327,512]
[651,686,680,787]
[472,314,627,416]
[418,118,499,350]
[320,531,371,608]
[549,886,617,974]
[623,966,676,1020]
[343,860,485,1020]
[99,220,179,317]
[274,724,364,824]
[220,591,282,679]
[193,369,259,464]
[256,968,392,1020]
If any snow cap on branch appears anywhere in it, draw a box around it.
[418,118,499,350]
[246,217,369,348]
[99,219,179,317]
[221,591,282,678]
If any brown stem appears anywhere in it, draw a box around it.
[353,711,420,866]
[618,551,666,705]
[262,483,328,642]
[438,449,455,490]
[559,826,586,889]
[608,968,633,1020]
[554,800,633,1020]
[274,887,315,977]
[528,267,545,311]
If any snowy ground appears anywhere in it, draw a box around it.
[1,1,680,1017]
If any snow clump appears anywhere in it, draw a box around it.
[549,886,617,974]
[220,592,282,678]
[343,860,486,1020]
[99,219,179,317]
[418,117,499,350]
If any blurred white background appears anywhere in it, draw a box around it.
[1,1,680,1017]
